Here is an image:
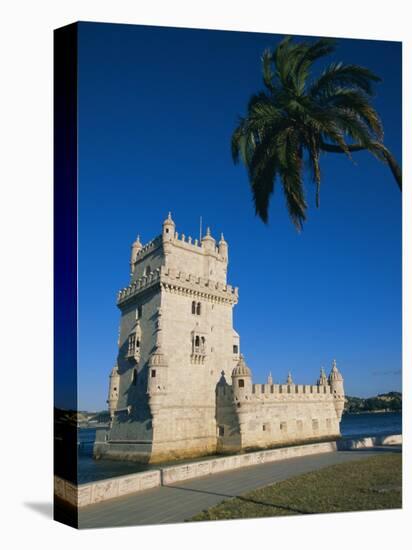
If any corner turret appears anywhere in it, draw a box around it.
[317,367,327,386]
[201,227,216,254]
[232,354,252,402]
[218,233,228,262]
[162,212,175,241]
[328,359,345,420]
[147,344,168,402]
[147,308,168,413]
[130,235,143,275]
[107,364,120,418]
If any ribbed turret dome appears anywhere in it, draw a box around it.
[163,212,175,227]
[328,360,343,381]
[202,226,215,243]
[132,234,142,250]
[232,354,251,377]
[218,233,227,246]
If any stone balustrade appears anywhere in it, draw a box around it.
[117,266,238,306]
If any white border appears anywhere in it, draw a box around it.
[1,1,409,548]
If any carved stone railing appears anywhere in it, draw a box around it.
[117,266,238,306]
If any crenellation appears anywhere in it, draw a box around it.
[247,382,337,402]
[134,236,162,260]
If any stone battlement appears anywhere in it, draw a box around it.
[216,382,334,400]
[252,383,333,396]
[133,235,162,260]
[131,224,226,269]
[117,265,238,306]
[170,231,224,259]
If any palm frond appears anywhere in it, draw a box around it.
[320,87,383,139]
[262,49,276,91]
[231,122,245,163]
[230,35,400,230]
[249,141,279,223]
[293,38,337,94]
[330,107,378,148]
[310,62,381,98]
[278,130,307,230]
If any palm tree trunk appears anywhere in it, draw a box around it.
[320,141,402,190]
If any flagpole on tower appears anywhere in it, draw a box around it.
[199,216,202,241]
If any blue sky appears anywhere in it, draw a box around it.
[77,22,401,411]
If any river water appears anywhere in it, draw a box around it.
[340,411,402,438]
[77,411,402,484]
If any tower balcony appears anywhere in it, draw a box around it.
[126,348,140,363]
[190,348,207,365]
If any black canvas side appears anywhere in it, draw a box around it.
[53,22,79,529]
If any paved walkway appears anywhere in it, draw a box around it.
[78,447,400,529]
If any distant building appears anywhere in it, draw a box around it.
[94,214,345,463]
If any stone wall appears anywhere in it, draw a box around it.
[54,470,161,508]
[161,441,338,485]
[216,381,341,452]
[58,440,338,508]
[62,435,402,508]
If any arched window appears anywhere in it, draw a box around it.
[196,302,201,315]
[195,335,200,348]
[132,369,137,386]
[145,265,151,276]
[192,301,196,314]
[238,379,245,388]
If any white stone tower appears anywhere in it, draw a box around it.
[94,214,345,463]
[95,213,239,463]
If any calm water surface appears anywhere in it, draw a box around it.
[340,411,402,438]
[77,412,402,484]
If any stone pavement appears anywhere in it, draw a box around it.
[78,446,400,529]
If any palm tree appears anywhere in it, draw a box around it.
[231,36,402,230]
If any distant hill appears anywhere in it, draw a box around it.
[55,408,110,426]
[77,409,110,426]
[344,392,402,413]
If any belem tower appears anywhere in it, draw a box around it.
[94,213,345,463]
